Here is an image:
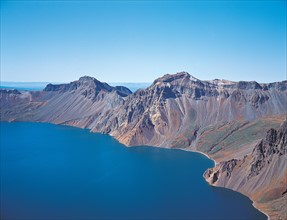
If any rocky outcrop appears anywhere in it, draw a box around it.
[1,72,286,219]
[248,126,286,179]
[205,119,287,220]
[206,158,240,184]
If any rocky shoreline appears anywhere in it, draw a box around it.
[203,119,287,220]
[107,132,274,220]
[177,148,271,219]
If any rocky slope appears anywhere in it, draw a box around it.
[205,119,287,220]
[65,72,286,148]
[0,76,132,123]
[1,72,286,219]
[1,73,286,143]
[193,116,285,162]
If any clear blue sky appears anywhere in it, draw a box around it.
[1,1,286,83]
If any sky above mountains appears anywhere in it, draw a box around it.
[1,1,286,83]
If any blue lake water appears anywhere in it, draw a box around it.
[0,122,267,219]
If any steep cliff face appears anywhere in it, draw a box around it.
[205,119,287,220]
[102,72,287,147]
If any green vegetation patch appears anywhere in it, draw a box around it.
[197,119,282,155]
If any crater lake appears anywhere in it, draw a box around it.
[0,122,267,219]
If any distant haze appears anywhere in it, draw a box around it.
[0,81,151,92]
[1,1,286,83]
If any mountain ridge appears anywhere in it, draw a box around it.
[43,76,132,98]
[1,72,286,219]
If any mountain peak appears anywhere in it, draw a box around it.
[153,71,197,85]
[77,75,111,91]
[43,75,132,97]
[78,75,97,82]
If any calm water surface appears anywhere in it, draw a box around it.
[0,122,267,219]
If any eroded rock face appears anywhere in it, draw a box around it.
[205,119,287,220]
[248,120,287,179]
[204,158,241,185]
[110,72,286,147]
